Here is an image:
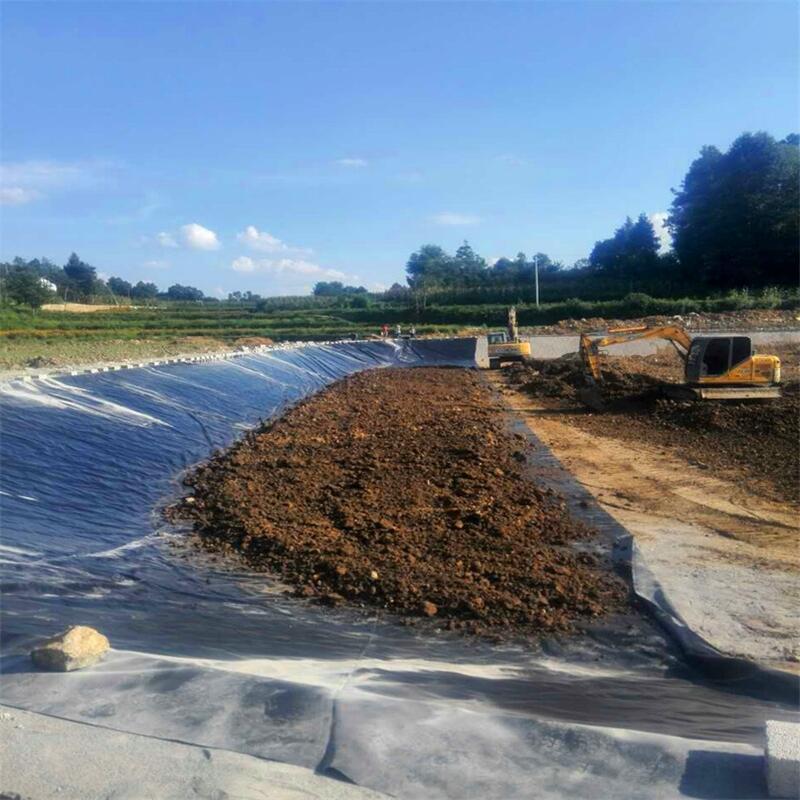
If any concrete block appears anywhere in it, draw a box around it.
[766,720,800,798]
[474,335,490,368]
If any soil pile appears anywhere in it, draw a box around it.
[509,357,800,503]
[508,355,664,406]
[525,309,799,336]
[170,367,624,636]
[233,336,275,348]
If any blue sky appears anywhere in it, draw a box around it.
[1,1,797,297]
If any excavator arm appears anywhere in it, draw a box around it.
[579,325,693,382]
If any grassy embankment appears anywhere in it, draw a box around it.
[1,287,797,371]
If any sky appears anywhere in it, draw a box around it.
[1,1,798,297]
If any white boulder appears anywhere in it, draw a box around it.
[30,625,110,672]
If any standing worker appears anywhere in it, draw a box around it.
[381,323,389,338]
[410,324,416,338]
[395,323,402,338]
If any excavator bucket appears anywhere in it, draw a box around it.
[578,384,606,411]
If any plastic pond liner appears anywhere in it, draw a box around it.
[1,339,797,799]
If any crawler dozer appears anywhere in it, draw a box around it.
[578,325,781,409]
[487,306,532,369]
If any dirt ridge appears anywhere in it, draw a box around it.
[169,367,625,636]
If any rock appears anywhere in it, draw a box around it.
[421,601,438,617]
[31,626,110,672]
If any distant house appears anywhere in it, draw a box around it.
[39,278,57,293]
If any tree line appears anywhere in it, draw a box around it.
[3,131,796,310]
[405,131,799,304]
[0,253,211,309]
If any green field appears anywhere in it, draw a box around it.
[1,287,797,372]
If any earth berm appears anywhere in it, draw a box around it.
[169,367,625,637]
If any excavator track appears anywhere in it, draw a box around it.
[665,385,782,401]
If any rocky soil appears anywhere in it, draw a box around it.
[508,347,800,503]
[170,367,625,636]
[525,308,799,335]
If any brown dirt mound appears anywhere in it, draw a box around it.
[169,367,625,636]
[234,336,274,348]
[509,358,800,503]
[508,356,664,407]
[526,309,799,335]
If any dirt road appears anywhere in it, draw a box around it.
[492,373,799,671]
[507,344,800,503]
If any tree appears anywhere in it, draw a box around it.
[2,269,54,309]
[669,132,799,288]
[108,277,133,297]
[131,281,159,300]
[312,281,367,296]
[313,281,345,296]
[166,284,204,301]
[590,214,660,280]
[349,294,370,308]
[528,252,562,275]
[491,257,516,277]
[406,244,455,309]
[63,253,97,298]
[453,240,487,284]
[384,282,411,300]
[2,257,66,292]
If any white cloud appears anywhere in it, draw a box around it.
[156,232,178,248]
[431,211,481,226]
[0,158,117,205]
[231,256,256,273]
[0,186,40,205]
[649,212,672,252]
[143,259,170,270]
[180,222,220,251]
[236,225,312,256]
[231,256,346,281]
[1,160,83,189]
[335,157,368,168]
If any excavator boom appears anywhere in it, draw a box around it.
[580,325,692,381]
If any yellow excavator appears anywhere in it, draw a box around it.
[487,306,532,369]
[579,324,781,408]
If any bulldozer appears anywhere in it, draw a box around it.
[578,324,781,409]
[487,306,532,369]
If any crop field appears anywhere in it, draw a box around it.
[1,290,798,372]
[0,304,455,371]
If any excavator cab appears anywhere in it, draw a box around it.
[686,336,750,380]
[684,336,781,396]
[487,332,509,346]
[485,307,532,369]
